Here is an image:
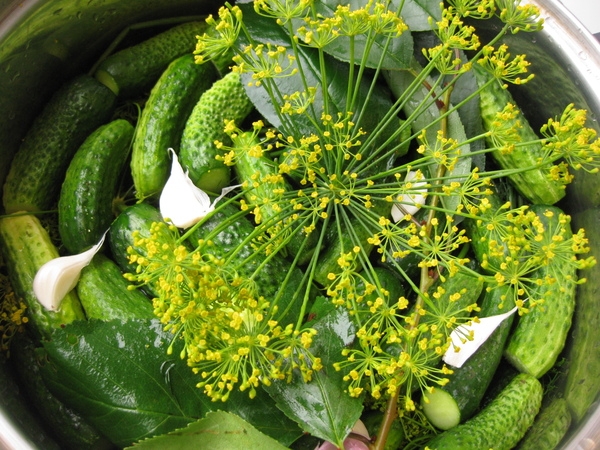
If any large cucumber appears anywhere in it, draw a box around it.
[504,205,576,378]
[232,131,319,264]
[179,71,254,193]
[2,75,116,214]
[516,397,572,450]
[58,119,134,254]
[559,206,600,421]
[473,64,564,205]
[131,54,219,200]
[76,254,154,321]
[94,21,208,98]
[426,373,543,450]
[0,214,85,339]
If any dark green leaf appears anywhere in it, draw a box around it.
[400,0,443,31]
[40,319,302,448]
[236,3,398,151]
[125,411,289,450]
[41,319,211,447]
[265,306,361,448]
[314,0,413,70]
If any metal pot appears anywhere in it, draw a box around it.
[0,0,599,448]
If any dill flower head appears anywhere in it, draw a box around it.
[127,0,599,417]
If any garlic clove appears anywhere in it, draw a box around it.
[160,148,240,228]
[33,233,105,311]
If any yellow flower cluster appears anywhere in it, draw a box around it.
[126,220,321,401]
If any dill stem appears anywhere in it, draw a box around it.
[374,390,398,450]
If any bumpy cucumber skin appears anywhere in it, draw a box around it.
[94,21,208,98]
[473,64,564,205]
[504,205,576,379]
[76,254,154,321]
[2,75,116,214]
[58,119,134,254]
[233,131,319,264]
[560,207,600,421]
[188,203,307,326]
[179,71,254,193]
[132,54,219,200]
[463,188,507,273]
[108,202,164,274]
[516,397,571,450]
[426,373,543,450]
[0,214,85,339]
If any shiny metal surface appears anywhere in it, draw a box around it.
[0,0,599,449]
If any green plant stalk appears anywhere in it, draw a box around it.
[374,78,455,450]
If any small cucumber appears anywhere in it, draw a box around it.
[559,206,600,421]
[504,205,576,378]
[187,202,307,325]
[516,397,571,450]
[232,131,318,264]
[472,64,564,205]
[0,214,85,339]
[426,373,543,450]
[179,71,254,193]
[463,187,508,273]
[131,54,219,200]
[94,21,208,98]
[108,202,164,274]
[422,285,515,429]
[58,119,134,254]
[76,253,154,321]
[313,199,393,287]
[2,75,116,214]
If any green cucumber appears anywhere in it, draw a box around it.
[2,75,116,214]
[0,214,85,339]
[9,331,108,450]
[504,205,576,378]
[131,54,219,200]
[463,187,509,273]
[559,206,600,421]
[76,253,154,321]
[58,119,134,254]
[426,373,543,450]
[516,397,571,450]
[422,284,515,429]
[232,131,319,264]
[473,64,564,205]
[187,202,307,325]
[179,71,254,193]
[94,21,208,98]
[313,199,393,287]
[108,202,164,274]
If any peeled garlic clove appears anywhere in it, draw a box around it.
[33,233,105,311]
[159,149,213,229]
[160,148,240,228]
[443,307,518,368]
